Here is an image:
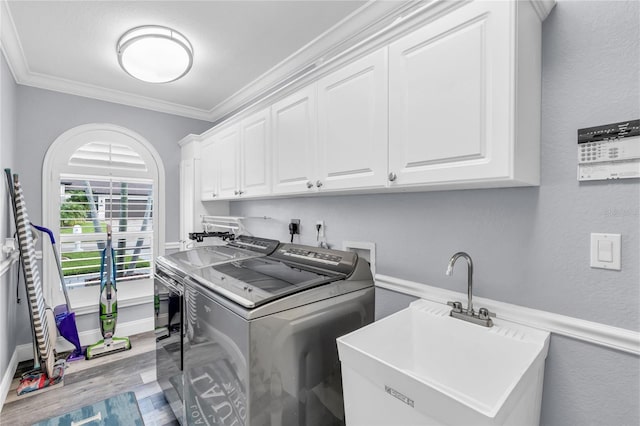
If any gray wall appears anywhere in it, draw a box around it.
[229,1,640,425]
[15,86,213,240]
[9,84,212,347]
[1,52,19,391]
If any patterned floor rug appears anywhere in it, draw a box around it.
[32,391,144,426]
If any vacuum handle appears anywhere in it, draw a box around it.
[31,223,56,244]
[31,223,72,310]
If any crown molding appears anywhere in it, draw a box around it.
[1,0,555,123]
[531,0,557,21]
[178,133,204,148]
[0,0,25,81]
[1,0,417,123]
[24,71,215,121]
[1,0,212,121]
[203,0,557,127]
[206,0,423,124]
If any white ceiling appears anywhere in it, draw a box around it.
[1,0,409,123]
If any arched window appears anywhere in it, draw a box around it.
[42,124,165,312]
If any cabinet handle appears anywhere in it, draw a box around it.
[238,190,244,195]
[234,190,239,195]
[306,181,314,189]
[388,172,397,182]
[316,180,323,188]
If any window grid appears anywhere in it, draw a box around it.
[58,175,154,289]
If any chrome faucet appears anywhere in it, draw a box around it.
[446,252,494,327]
[446,252,474,314]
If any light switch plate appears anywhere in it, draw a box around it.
[590,233,621,270]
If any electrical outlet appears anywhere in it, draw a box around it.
[316,220,325,238]
[289,219,300,235]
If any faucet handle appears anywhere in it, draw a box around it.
[447,301,463,313]
[478,307,496,320]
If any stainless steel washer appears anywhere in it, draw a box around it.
[181,243,374,426]
[155,236,281,423]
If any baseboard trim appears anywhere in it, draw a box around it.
[0,348,19,413]
[55,316,155,353]
[375,274,640,356]
[15,316,155,362]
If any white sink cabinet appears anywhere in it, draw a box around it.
[337,299,550,426]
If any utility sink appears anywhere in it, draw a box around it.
[337,299,550,426]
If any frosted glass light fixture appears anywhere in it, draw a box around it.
[117,25,193,83]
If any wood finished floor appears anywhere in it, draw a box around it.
[0,331,178,426]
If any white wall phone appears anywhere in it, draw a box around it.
[577,119,640,181]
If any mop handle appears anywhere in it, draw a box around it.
[31,223,72,310]
[104,225,113,310]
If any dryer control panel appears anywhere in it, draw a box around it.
[577,119,640,181]
[271,243,357,276]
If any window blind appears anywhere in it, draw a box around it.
[58,175,153,289]
[68,141,148,171]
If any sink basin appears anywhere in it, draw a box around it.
[337,299,550,426]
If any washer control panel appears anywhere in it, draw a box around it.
[280,247,343,265]
[229,235,280,254]
[271,243,357,276]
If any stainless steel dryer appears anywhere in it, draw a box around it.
[182,243,374,426]
[155,235,281,423]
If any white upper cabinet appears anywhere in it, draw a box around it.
[317,48,388,191]
[271,86,317,194]
[388,0,541,189]
[215,124,241,198]
[201,110,271,200]
[191,0,549,201]
[200,135,221,201]
[240,108,271,197]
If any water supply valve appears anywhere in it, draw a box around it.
[447,301,463,313]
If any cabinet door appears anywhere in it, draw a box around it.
[200,138,219,200]
[240,109,271,197]
[271,86,317,194]
[216,124,241,199]
[317,48,388,191]
[388,1,512,186]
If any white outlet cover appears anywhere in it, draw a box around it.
[590,233,621,270]
[343,241,376,277]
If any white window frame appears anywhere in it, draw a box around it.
[42,123,165,313]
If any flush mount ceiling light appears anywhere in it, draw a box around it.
[117,25,193,83]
